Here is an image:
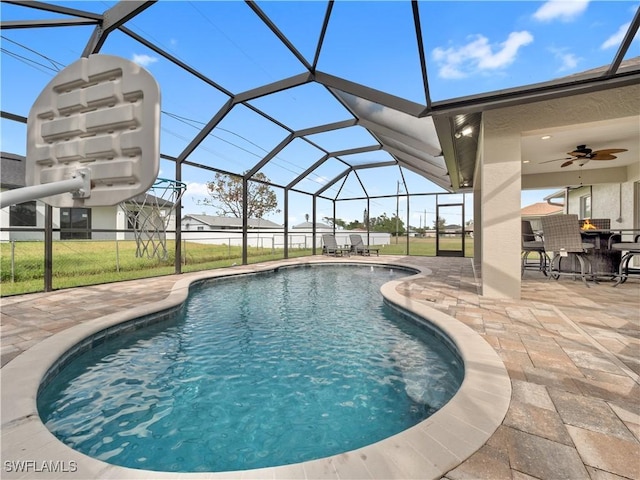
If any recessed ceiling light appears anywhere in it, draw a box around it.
[541,135,551,140]
[523,160,530,164]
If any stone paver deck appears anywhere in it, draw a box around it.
[1,255,639,479]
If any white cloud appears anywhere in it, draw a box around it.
[185,182,211,197]
[432,31,533,79]
[601,22,631,49]
[557,52,580,71]
[314,176,328,185]
[549,47,581,71]
[131,53,158,67]
[533,0,589,22]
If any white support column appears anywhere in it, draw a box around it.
[480,115,522,299]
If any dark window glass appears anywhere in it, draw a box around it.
[60,208,91,240]
[9,201,36,226]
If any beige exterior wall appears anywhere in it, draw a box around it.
[479,115,523,299]
[476,84,639,299]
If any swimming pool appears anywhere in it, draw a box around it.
[38,265,464,473]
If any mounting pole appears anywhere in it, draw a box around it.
[0,169,91,209]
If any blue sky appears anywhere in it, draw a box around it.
[1,0,638,227]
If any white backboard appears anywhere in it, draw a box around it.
[26,54,160,207]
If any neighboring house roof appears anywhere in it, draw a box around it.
[521,202,564,216]
[182,214,281,229]
[123,192,175,208]
[1,152,26,189]
[0,152,170,209]
[292,221,332,229]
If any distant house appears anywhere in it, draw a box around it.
[181,214,281,231]
[0,151,176,242]
[521,202,564,231]
[291,221,333,231]
[180,214,283,247]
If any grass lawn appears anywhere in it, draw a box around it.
[0,236,472,296]
[379,236,474,256]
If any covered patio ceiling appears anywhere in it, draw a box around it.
[1,1,639,203]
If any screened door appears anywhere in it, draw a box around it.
[436,202,465,257]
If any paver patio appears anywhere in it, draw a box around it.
[1,255,638,479]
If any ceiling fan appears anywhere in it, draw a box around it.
[542,145,628,168]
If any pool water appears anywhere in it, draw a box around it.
[38,265,463,473]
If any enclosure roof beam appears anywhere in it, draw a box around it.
[1,18,98,29]
[245,133,296,180]
[286,154,329,190]
[83,1,154,56]
[120,26,232,95]
[3,0,102,20]
[351,160,397,170]
[315,167,351,196]
[311,1,333,71]
[177,98,235,164]
[411,0,431,108]
[246,1,313,72]
[352,170,369,198]
[329,144,382,158]
[606,6,640,76]
[295,118,357,137]
[317,71,425,117]
[1,111,27,123]
[234,73,313,104]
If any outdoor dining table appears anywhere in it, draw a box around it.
[579,228,640,278]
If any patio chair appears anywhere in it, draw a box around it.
[349,234,379,256]
[609,234,640,286]
[541,214,595,287]
[322,234,349,256]
[521,220,548,277]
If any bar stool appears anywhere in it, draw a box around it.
[522,220,548,277]
[610,234,640,286]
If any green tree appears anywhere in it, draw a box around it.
[346,220,364,230]
[198,172,279,218]
[370,213,405,236]
[433,216,446,230]
[323,216,347,229]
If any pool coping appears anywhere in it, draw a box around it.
[1,258,511,479]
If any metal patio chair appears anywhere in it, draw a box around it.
[541,214,595,287]
[348,234,379,256]
[522,220,548,277]
[609,234,640,286]
[322,234,350,257]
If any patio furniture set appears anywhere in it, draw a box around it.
[322,234,380,257]
[522,214,640,286]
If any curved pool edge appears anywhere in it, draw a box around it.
[0,258,511,480]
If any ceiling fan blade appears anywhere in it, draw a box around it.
[567,150,588,157]
[560,160,575,168]
[592,148,627,155]
[589,154,617,161]
[540,157,571,164]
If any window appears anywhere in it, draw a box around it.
[126,211,140,231]
[60,208,91,239]
[580,195,591,219]
[197,225,204,231]
[9,201,36,226]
